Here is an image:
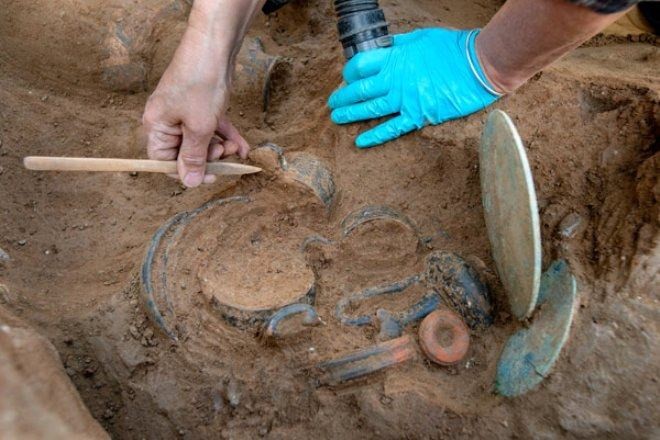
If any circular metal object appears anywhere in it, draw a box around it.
[418,309,470,366]
[264,304,322,338]
[480,110,541,320]
[339,205,421,272]
[495,260,577,396]
[140,196,318,335]
[341,205,419,239]
[140,149,335,338]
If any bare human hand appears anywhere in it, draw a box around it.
[142,0,260,187]
[143,77,249,187]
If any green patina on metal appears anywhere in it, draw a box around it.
[480,110,542,320]
[495,260,577,397]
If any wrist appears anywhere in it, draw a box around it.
[173,27,233,88]
[464,30,504,97]
[475,33,526,94]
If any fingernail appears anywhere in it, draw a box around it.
[203,174,217,184]
[183,171,203,187]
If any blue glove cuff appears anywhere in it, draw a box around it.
[465,29,503,98]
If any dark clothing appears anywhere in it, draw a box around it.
[568,0,657,13]
[263,0,658,17]
[639,2,660,32]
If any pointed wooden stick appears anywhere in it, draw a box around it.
[23,156,262,176]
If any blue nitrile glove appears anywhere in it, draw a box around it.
[328,28,502,148]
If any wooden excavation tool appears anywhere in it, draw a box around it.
[23,156,262,176]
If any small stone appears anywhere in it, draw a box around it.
[129,325,140,340]
[224,379,241,408]
[0,284,10,304]
[17,239,26,246]
[558,212,584,239]
[380,395,393,405]
[129,299,138,307]
[129,171,138,177]
[143,327,154,340]
[211,390,224,412]
[103,408,115,419]
[65,367,76,377]
[83,364,98,377]
[0,247,9,261]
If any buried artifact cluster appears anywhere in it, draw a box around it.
[139,111,577,397]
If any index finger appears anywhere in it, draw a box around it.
[342,48,390,83]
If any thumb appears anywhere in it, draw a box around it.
[178,122,214,187]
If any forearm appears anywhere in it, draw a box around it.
[477,0,628,93]
[144,0,261,186]
[172,0,266,87]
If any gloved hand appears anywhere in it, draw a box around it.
[328,28,502,148]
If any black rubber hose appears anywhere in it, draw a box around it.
[639,2,660,35]
[334,0,392,59]
[262,0,291,14]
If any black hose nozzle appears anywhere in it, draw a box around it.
[334,0,392,59]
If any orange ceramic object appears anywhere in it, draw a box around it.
[418,309,470,365]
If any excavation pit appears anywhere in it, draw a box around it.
[3,1,657,436]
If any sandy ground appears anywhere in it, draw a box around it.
[0,0,658,438]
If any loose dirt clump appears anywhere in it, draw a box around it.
[0,0,658,439]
